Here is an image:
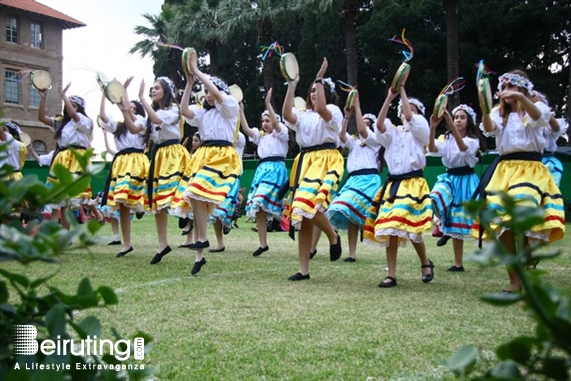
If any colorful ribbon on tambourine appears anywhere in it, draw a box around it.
[155,39,185,52]
[475,60,495,84]
[438,77,466,97]
[11,69,35,83]
[388,29,414,63]
[261,42,284,61]
[336,80,355,93]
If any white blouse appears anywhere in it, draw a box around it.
[185,94,240,142]
[149,105,181,144]
[480,101,550,155]
[376,114,429,175]
[285,105,343,148]
[434,134,480,168]
[0,134,22,170]
[98,114,146,151]
[543,118,567,153]
[343,131,381,173]
[249,125,289,159]
[50,113,93,148]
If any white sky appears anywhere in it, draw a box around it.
[36,0,163,158]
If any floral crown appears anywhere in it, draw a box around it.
[398,97,425,117]
[261,110,283,124]
[363,113,377,124]
[68,95,85,108]
[156,76,175,96]
[497,72,534,94]
[323,78,336,94]
[210,76,229,94]
[452,104,477,125]
[5,120,21,134]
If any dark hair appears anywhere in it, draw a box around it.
[6,120,21,141]
[446,108,488,160]
[114,101,147,139]
[55,101,90,141]
[190,132,202,155]
[305,82,339,110]
[376,147,387,173]
[144,78,179,145]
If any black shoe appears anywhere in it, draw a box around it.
[136,212,144,220]
[288,272,310,281]
[191,258,207,275]
[178,217,189,229]
[150,245,172,264]
[116,246,133,257]
[189,240,210,250]
[437,235,451,247]
[309,249,317,259]
[421,260,435,283]
[108,240,121,246]
[223,226,231,235]
[178,243,193,248]
[446,265,465,272]
[251,227,258,233]
[343,257,356,263]
[209,246,225,253]
[378,276,397,288]
[181,230,190,236]
[330,234,342,261]
[252,246,269,257]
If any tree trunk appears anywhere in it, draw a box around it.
[208,40,219,76]
[567,51,571,145]
[343,9,358,134]
[443,0,460,109]
[262,54,274,98]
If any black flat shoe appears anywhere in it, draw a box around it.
[178,243,193,248]
[190,240,210,250]
[421,260,435,283]
[191,258,207,275]
[329,234,342,261]
[437,235,451,247]
[309,249,317,259]
[223,226,231,235]
[108,240,121,246]
[181,230,190,236]
[378,276,397,288]
[343,257,356,263]
[150,245,172,264]
[446,265,465,272]
[136,212,145,220]
[178,217,189,229]
[116,246,133,257]
[288,272,310,281]
[252,246,269,257]
[209,246,225,253]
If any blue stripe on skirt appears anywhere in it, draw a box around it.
[209,179,241,228]
[245,161,288,220]
[542,156,563,187]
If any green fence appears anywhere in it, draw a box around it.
[21,151,571,201]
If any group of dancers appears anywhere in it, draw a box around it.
[1,49,566,291]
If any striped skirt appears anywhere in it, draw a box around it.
[46,148,93,208]
[245,161,288,220]
[364,177,432,247]
[326,173,381,230]
[289,149,344,230]
[430,172,479,239]
[472,160,565,242]
[209,179,241,228]
[542,156,563,187]
[106,152,149,214]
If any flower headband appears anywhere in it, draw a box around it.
[398,97,425,117]
[5,120,21,134]
[156,76,175,96]
[452,104,477,125]
[210,76,229,94]
[68,95,85,108]
[261,110,283,124]
[363,113,377,125]
[497,72,534,94]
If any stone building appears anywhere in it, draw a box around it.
[0,0,84,154]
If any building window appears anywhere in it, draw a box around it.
[31,140,47,156]
[30,21,42,48]
[5,69,20,104]
[30,84,40,107]
[6,15,18,43]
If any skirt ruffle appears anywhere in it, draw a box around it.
[245,161,288,220]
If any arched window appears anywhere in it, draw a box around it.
[31,140,47,155]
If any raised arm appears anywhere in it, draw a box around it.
[180,74,196,120]
[61,83,80,123]
[27,143,41,164]
[444,110,468,151]
[376,88,399,133]
[428,114,440,153]
[239,102,255,139]
[399,86,412,123]
[118,96,144,135]
[340,100,354,144]
[353,93,367,140]
[313,58,332,122]
[99,91,109,124]
[138,79,162,125]
[122,76,137,122]
[188,49,224,104]
[38,89,54,127]
[282,76,299,125]
[265,88,282,133]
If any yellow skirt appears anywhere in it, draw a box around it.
[106,152,150,213]
[46,149,92,207]
[148,144,192,215]
[364,177,432,247]
[4,171,23,181]
[289,149,345,230]
[471,160,565,242]
[184,146,241,214]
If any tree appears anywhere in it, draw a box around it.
[443,0,460,109]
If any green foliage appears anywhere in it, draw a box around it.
[0,149,156,380]
[446,192,571,380]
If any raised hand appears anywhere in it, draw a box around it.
[316,57,328,79]
[123,76,133,89]
[138,79,146,100]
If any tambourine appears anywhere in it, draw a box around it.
[345,89,358,110]
[31,70,52,90]
[181,47,197,76]
[433,94,448,119]
[20,132,31,146]
[194,90,205,107]
[279,52,299,82]
[293,96,306,111]
[390,62,410,93]
[478,78,493,115]
[104,79,125,104]
[96,71,109,90]
[228,84,243,102]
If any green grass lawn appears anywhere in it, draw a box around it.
[7,217,571,380]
